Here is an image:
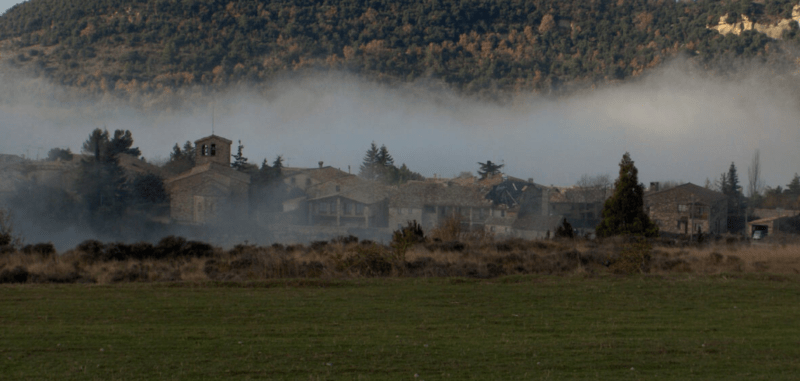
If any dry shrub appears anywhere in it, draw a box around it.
[0,265,28,283]
[3,233,800,283]
[336,244,393,277]
[610,238,652,274]
[430,215,461,242]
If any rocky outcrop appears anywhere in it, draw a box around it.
[710,5,800,39]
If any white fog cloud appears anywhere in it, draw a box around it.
[1,58,799,189]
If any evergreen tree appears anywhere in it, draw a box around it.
[272,155,283,176]
[76,128,133,219]
[787,173,800,197]
[595,152,658,238]
[377,145,394,167]
[477,160,504,179]
[359,142,380,181]
[182,141,195,164]
[169,143,183,161]
[130,173,168,205]
[726,162,741,198]
[724,162,744,232]
[231,140,249,171]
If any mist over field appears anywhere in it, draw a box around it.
[0,58,798,188]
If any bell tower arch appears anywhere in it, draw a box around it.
[195,135,232,166]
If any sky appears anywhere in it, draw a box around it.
[0,0,20,15]
[0,58,798,190]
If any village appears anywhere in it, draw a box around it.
[1,132,799,247]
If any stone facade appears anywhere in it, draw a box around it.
[644,183,728,236]
[306,175,392,228]
[165,135,250,225]
[388,181,498,231]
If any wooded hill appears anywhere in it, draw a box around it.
[2,0,800,99]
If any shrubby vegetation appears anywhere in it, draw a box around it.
[1,0,799,97]
[0,224,797,283]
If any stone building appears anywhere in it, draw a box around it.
[388,181,499,231]
[305,175,392,228]
[164,135,250,225]
[283,164,350,192]
[644,183,728,236]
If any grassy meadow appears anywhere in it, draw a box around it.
[2,275,800,380]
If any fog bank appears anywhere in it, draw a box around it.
[1,58,798,188]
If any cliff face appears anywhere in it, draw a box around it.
[710,5,800,39]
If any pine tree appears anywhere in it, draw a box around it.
[726,162,740,198]
[595,152,658,238]
[377,145,394,167]
[231,140,249,171]
[787,173,800,197]
[272,155,283,176]
[477,160,504,179]
[182,141,195,164]
[76,128,133,219]
[170,143,183,161]
[359,142,380,180]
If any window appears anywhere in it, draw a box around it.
[335,185,341,192]
[356,204,364,214]
[347,203,355,215]
[290,177,296,185]
[210,144,216,156]
[424,205,435,213]
[201,144,208,156]
[678,204,688,212]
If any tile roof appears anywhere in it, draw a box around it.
[164,162,251,184]
[389,181,493,208]
[308,176,393,204]
[195,134,233,145]
[645,183,727,204]
[283,166,351,183]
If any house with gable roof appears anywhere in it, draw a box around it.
[305,175,393,228]
[644,183,728,235]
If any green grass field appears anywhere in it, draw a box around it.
[2,275,800,380]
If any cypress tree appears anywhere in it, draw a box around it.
[595,152,658,238]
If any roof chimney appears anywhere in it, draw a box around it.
[318,161,324,168]
[528,178,533,183]
[650,182,660,192]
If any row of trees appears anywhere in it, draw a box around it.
[706,150,800,228]
[359,142,423,185]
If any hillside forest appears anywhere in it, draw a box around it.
[2,0,800,99]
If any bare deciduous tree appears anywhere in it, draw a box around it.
[747,149,764,199]
[572,174,612,224]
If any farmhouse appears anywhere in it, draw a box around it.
[306,175,393,228]
[388,181,500,231]
[164,135,250,225]
[283,163,350,192]
[644,183,728,236]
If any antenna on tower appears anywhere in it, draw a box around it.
[211,96,216,135]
